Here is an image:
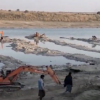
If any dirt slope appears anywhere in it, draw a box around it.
[0,10,100,22]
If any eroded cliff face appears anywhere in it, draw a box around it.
[0,10,100,22]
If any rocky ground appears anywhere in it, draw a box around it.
[0,67,100,100]
[0,54,25,69]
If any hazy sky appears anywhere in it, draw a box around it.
[0,0,100,12]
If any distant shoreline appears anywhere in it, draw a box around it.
[0,20,100,29]
[0,10,100,29]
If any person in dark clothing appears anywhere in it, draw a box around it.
[0,36,3,42]
[64,72,73,93]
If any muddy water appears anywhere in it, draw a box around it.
[61,39,100,50]
[1,28,100,65]
[0,43,85,65]
[37,41,100,58]
[9,36,100,58]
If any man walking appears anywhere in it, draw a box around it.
[38,75,45,100]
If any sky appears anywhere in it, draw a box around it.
[0,0,100,12]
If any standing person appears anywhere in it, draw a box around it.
[0,37,3,42]
[1,66,7,78]
[64,72,73,93]
[0,31,3,42]
[38,75,45,100]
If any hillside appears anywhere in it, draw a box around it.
[0,10,100,28]
[0,10,100,22]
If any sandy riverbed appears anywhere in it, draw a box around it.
[25,35,100,53]
[0,66,100,100]
[1,36,100,64]
[61,37,100,46]
[1,35,100,100]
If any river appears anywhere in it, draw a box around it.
[0,28,100,65]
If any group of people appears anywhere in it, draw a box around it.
[38,72,73,100]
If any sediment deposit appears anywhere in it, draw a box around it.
[1,36,100,100]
